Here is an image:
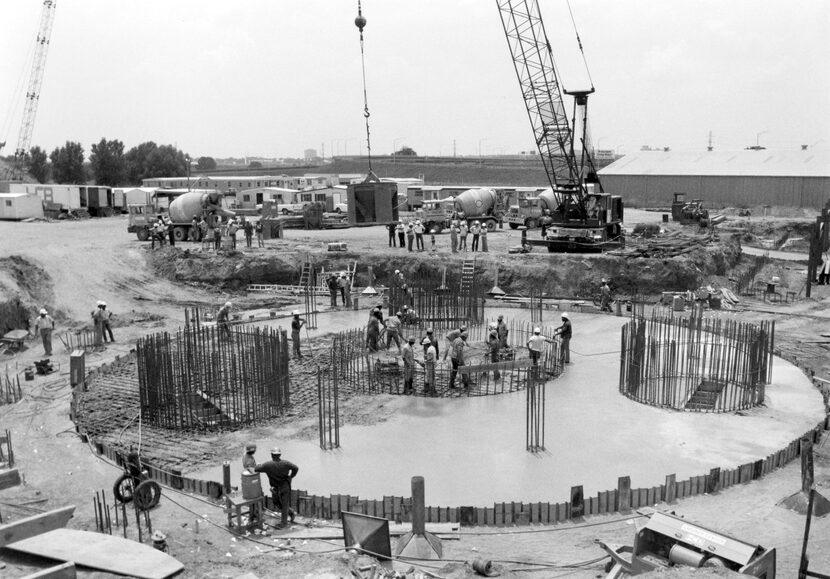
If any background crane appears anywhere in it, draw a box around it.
[496,0,623,252]
[5,0,57,180]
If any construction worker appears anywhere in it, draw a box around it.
[387,222,397,247]
[213,221,222,250]
[254,448,298,529]
[217,302,232,340]
[243,443,257,472]
[430,229,437,252]
[33,308,54,356]
[450,222,458,253]
[496,315,509,349]
[443,325,466,361]
[414,220,425,251]
[385,311,403,352]
[470,221,481,251]
[227,219,239,250]
[402,336,416,393]
[291,311,305,359]
[396,221,406,248]
[255,219,264,248]
[480,226,488,252]
[406,222,415,252]
[366,313,381,352]
[421,337,436,394]
[600,279,613,313]
[200,218,210,250]
[448,331,469,389]
[526,326,554,367]
[166,217,176,247]
[101,302,114,343]
[338,273,351,307]
[541,209,553,238]
[486,327,502,380]
[553,313,572,364]
[424,327,439,359]
[190,217,200,242]
[327,274,339,307]
[459,221,469,251]
[243,218,254,248]
[92,301,107,347]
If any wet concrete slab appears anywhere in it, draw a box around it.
[190,307,826,507]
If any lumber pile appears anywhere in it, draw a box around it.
[612,230,716,258]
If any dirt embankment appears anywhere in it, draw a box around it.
[149,237,743,299]
[0,255,57,334]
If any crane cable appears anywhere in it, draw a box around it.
[565,0,595,90]
[355,1,374,174]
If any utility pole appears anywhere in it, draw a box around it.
[707,131,713,151]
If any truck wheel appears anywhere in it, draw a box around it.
[136,229,149,241]
[485,219,497,232]
[282,208,290,215]
[526,218,538,229]
[174,226,188,242]
[509,223,519,230]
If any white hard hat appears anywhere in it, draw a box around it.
[561,312,569,319]
[270,447,282,455]
[421,337,431,345]
[395,270,400,274]
[40,308,47,314]
[534,327,541,334]
[225,301,232,308]
[101,301,107,307]
[292,310,299,316]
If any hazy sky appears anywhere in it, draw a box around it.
[1,0,828,160]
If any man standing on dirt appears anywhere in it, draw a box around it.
[166,217,176,247]
[459,221,469,252]
[450,223,458,253]
[480,226,488,252]
[396,221,406,248]
[327,274,339,307]
[291,311,305,359]
[199,218,210,249]
[387,222,397,247]
[402,335,416,394]
[33,308,54,356]
[421,337,436,394]
[448,331,469,388]
[488,327,501,381]
[470,221,481,252]
[254,448,298,528]
[101,302,114,343]
[243,218,254,248]
[227,219,239,250]
[414,220,425,251]
[599,279,612,313]
[217,302,232,340]
[406,222,415,252]
[366,312,381,352]
[338,273,350,306]
[385,311,403,353]
[92,301,107,347]
[255,219,264,248]
[497,315,509,349]
[553,313,572,364]
[213,221,222,251]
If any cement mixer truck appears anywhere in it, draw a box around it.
[451,188,509,231]
[128,191,235,241]
[504,188,558,229]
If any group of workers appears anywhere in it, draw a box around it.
[150,215,265,251]
[91,300,115,346]
[387,220,437,253]
[326,272,352,308]
[449,219,489,254]
[242,444,298,529]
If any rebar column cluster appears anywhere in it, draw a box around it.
[619,314,775,412]
[136,325,290,430]
[389,269,485,330]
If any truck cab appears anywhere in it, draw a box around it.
[127,204,163,241]
[505,197,544,229]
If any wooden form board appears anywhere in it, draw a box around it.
[6,529,184,579]
[0,506,75,548]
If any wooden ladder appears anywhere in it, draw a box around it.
[460,258,476,293]
[298,261,314,289]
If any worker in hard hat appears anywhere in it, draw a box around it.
[470,220,481,252]
[600,279,613,313]
[101,301,115,343]
[526,326,554,368]
[421,337,436,394]
[291,311,305,359]
[402,336,417,394]
[92,300,107,348]
[33,308,55,356]
[254,447,298,528]
[448,330,469,389]
[414,220,425,251]
[553,313,572,364]
[496,315,509,349]
[242,443,257,472]
[488,326,501,380]
[217,302,232,340]
[385,311,403,352]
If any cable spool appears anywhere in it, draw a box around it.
[668,544,706,568]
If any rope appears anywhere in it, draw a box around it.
[356,0,373,172]
[565,0,595,90]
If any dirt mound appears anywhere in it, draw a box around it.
[0,255,57,333]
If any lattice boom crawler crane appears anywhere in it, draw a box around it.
[497,0,624,253]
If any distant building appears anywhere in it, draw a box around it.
[598,149,830,209]
[142,174,344,192]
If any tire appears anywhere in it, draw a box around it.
[134,480,161,510]
[173,226,188,242]
[509,223,519,230]
[113,473,135,503]
[335,207,342,213]
[525,218,538,229]
[136,228,150,241]
[282,209,290,215]
[485,219,497,232]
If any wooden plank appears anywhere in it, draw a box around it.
[530,502,540,524]
[665,474,676,503]
[0,506,76,549]
[589,496,598,516]
[707,468,721,493]
[485,507,495,526]
[570,486,584,518]
[0,468,22,491]
[494,504,504,526]
[7,529,183,579]
[20,561,76,579]
[429,506,439,523]
[504,502,514,525]
[476,507,486,526]
[617,476,631,512]
[540,502,550,524]
[599,491,609,514]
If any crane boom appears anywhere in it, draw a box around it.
[10,0,57,179]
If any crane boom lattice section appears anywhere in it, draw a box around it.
[496,0,580,192]
[13,0,57,170]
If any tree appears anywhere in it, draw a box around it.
[248,161,262,169]
[395,146,417,157]
[124,142,187,184]
[196,156,216,171]
[90,138,127,186]
[50,141,86,184]
[27,146,50,183]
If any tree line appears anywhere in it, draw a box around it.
[9,139,218,186]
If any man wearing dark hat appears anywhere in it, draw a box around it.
[254,447,299,528]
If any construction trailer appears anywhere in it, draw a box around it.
[0,182,81,211]
[113,187,157,213]
[78,186,114,216]
[0,193,44,220]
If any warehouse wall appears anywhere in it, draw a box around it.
[602,175,829,209]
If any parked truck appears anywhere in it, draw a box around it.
[452,188,510,231]
[128,191,235,241]
[504,188,559,229]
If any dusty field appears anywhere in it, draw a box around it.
[0,214,828,578]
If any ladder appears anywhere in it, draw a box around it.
[298,260,314,289]
[460,258,476,294]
